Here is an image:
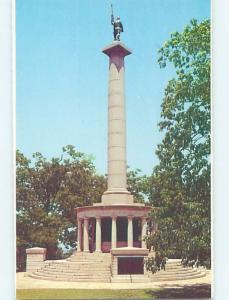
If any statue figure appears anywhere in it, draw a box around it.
[111,5,123,41]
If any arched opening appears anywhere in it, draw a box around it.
[117,217,128,247]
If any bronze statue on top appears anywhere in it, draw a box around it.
[111,4,123,41]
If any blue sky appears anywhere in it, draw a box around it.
[16,0,210,175]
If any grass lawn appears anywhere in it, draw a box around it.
[16,284,211,299]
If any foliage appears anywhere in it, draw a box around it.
[16,145,106,269]
[127,168,150,203]
[146,19,211,271]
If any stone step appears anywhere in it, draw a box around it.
[153,268,200,275]
[44,263,110,268]
[47,258,111,264]
[42,269,111,274]
[68,258,111,262]
[149,269,202,277]
[56,258,110,262]
[69,255,110,259]
[149,271,202,279]
[30,274,110,282]
[41,268,110,273]
[42,267,110,273]
[162,265,186,270]
[34,271,110,278]
[39,269,111,276]
[149,271,206,281]
[35,271,110,277]
[43,263,110,270]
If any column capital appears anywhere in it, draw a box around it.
[127,215,133,220]
[112,215,117,220]
[102,42,132,59]
[95,216,101,221]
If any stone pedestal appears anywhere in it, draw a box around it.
[26,247,46,273]
[102,42,133,205]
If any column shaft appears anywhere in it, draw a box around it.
[112,217,117,248]
[83,218,89,252]
[107,63,127,191]
[102,43,133,205]
[95,217,101,252]
[127,217,133,247]
[141,218,147,249]
[77,219,82,252]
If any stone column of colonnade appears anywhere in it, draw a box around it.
[77,216,148,252]
[127,216,133,247]
[77,219,82,252]
[95,217,101,252]
[83,218,89,252]
[141,218,147,249]
[112,216,117,248]
[102,42,134,205]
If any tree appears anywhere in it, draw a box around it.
[16,145,106,270]
[146,19,211,272]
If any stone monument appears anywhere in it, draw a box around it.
[74,11,152,277]
[25,10,207,283]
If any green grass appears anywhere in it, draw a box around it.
[16,289,156,299]
[16,284,211,299]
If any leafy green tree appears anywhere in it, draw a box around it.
[146,19,211,272]
[16,145,106,269]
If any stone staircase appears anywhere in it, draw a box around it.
[29,256,206,283]
[148,259,206,281]
[29,252,111,282]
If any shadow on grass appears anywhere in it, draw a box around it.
[146,284,211,299]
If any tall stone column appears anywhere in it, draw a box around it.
[77,218,82,252]
[95,217,101,252]
[141,218,147,249]
[111,216,117,248]
[83,218,89,252]
[127,216,133,247]
[102,42,133,205]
